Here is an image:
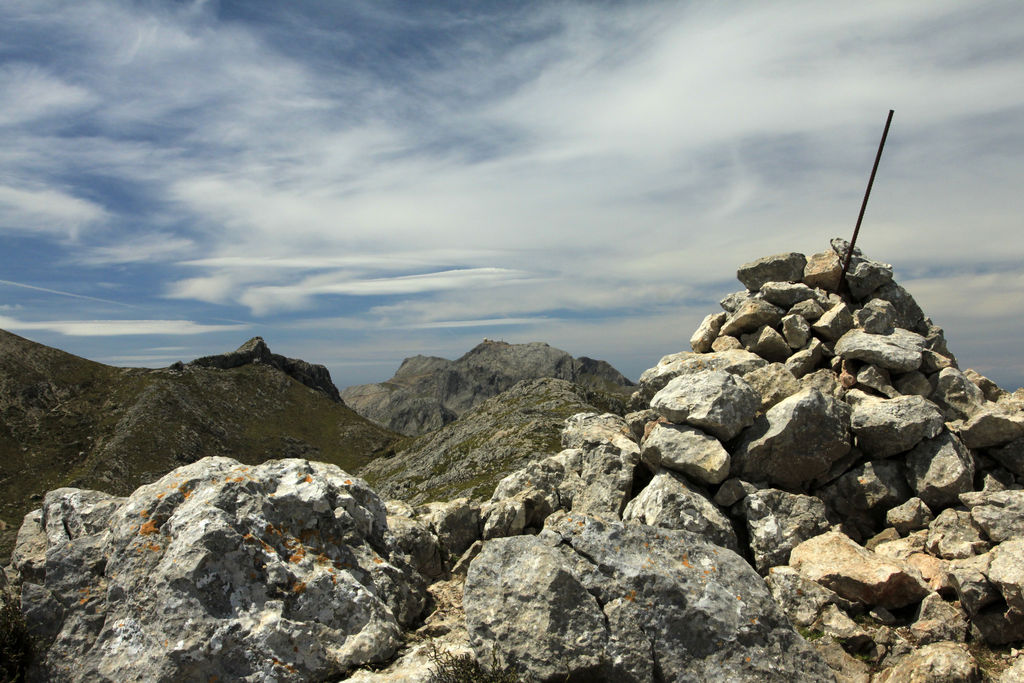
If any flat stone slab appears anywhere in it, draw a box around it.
[834,328,925,371]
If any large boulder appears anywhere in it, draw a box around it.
[650,370,760,442]
[732,388,851,488]
[640,422,730,485]
[464,512,833,682]
[11,458,426,682]
[959,489,1024,543]
[789,530,930,609]
[737,252,807,291]
[737,488,830,573]
[833,329,926,372]
[849,395,945,458]
[906,433,976,509]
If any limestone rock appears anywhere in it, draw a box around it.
[789,530,930,608]
[849,395,944,458]
[418,498,481,560]
[737,488,830,573]
[855,364,898,397]
[14,458,426,682]
[622,469,738,551]
[872,281,927,334]
[988,539,1024,614]
[895,370,932,398]
[719,299,786,338]
[886,498,933,536]
[964,368,1006,403]
[711,335,743,351]
[813,302,855,342]
[650,370,760,441]
[906,433,976,509]
[640,422,730,485]
[764,566,854,628]
[803,250,843,292]
[991,436,1024,478]
[759,281,822,309]
[947,554,1000,617]
[636,349,766,400]
[737,251,807,291]
[910,593,969,645]
[741,362,802,413]
[834,328,925,372]
[873,641,978,683]
[821,461,911,540]
[844,257,894,301]
[853,299,897,335]
[956,405,1024,449]
[690,312,727,353]
[561,412,637,455]
[785,338,826,378]
[781,313,812,349]
[960,489,1024,543]
[931,367,986,421]
[733,388,851,488]
[741,324,791,362]
[926,508,989,560]
[790,298,826,322]
[464,513,833,682]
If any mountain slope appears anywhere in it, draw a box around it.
[342,340,634,436]
[0,331,399,558]
[359,376,623,503]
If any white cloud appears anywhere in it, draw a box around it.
[76,234,195,265]
[0,184,107,238]
[0,315,248,336]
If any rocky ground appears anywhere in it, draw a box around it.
[4,240,1024,681]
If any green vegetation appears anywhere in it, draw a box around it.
[0,588,31,682]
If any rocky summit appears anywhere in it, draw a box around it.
[341,340,634,436]
[5,240,1024,681]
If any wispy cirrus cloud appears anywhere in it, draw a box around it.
[0,315,248,337]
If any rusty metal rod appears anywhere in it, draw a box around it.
[839,109,894,291]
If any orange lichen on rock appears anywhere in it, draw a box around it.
[139,520,159,535]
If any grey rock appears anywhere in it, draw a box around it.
[853,299,897,335]
[964,368,1006,403]
[821,461,911,541]
[690,312,727,353]
[834,328,925,372]
[931,367,986,421]
[785,338,827,378]
[927,508,989,560]
[765,566,855,628]
[418,498,481,560]
[720,290,754,313]
[782,313,812,349]
[947,553,1000,617]
[895,370,932,398]
[742,362,802,413]
[623,408,659,442]
[988,539,1024,614]
[813,303,855,342]
[719,299,786,338]
[854,364,897,397]
[886,498,933,536]
[387,511,444,579]
[650,370,760,441]
[921,348,957,374]
[789,530,930,608]
[790,298,826,322]
[910,593,969,645]
[849,394,945,458]
[800,368,845,401]
[803,250,843,292]
[733,388,852,488]
[711,335,743,351]
[562,412,637,455]
[737,251,807,291]
[622,469,739,551]
[10,508,47,584]
[738,488,830,573]
[464,513,833,682]
[640,422,730,485]
[872,281,927,334]
[480,498,527,540]
[971,604,1024,645]
[759,281,822,308]
[906,433,976,509]
[741,324,792,362]
[636,349,766,401]
[17,457,426,682]
[991,436,1024,478]
[712,478,758,507]
[814,604,873,651]
[844,257,894,300]
[960,489,1024,543]
[957,405,1024,449]
[1000,658,1024,683]
[873,642,979,683]
[571,443,641,520]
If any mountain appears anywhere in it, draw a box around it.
[341,340,635,435]
[0,332,398,558]
[360,376,626,504]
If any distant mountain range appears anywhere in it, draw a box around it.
[341,339,634,435]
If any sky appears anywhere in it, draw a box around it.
[1,0,1023,391]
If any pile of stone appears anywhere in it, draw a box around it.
[7,241,1024,681]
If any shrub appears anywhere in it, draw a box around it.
[0,586,32,683]
[428,644,520,683]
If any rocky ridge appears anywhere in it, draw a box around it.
[5,241,1024,681]
[341,340,634,436]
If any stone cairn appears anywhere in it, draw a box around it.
[8,240,1024,682]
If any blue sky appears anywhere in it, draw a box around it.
[1,0,1023,390]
